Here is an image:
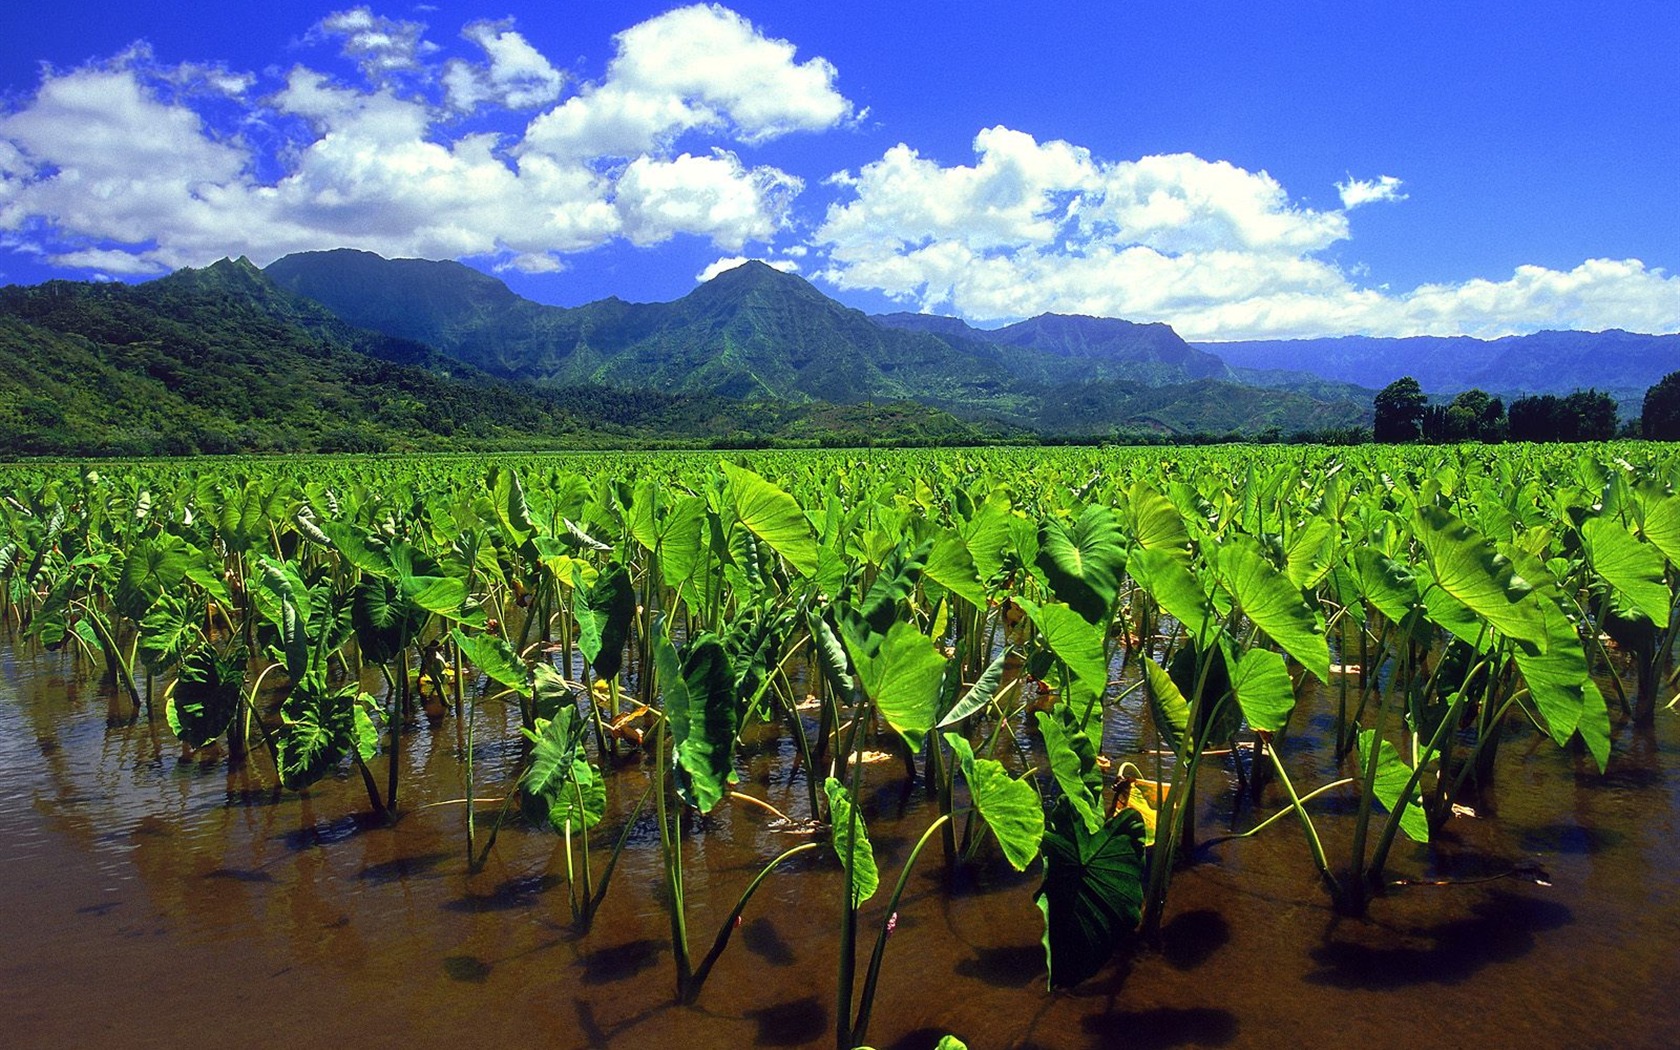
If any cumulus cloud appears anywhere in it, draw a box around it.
[0,5,851,277]
[520,3,852,161]
[1337,174,1406,209]
[444,21,564,111]
[697,255,799,282]
[814,127,1680,340]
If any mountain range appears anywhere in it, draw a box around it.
[1197,331,1680,412]
[3,247,1674,457]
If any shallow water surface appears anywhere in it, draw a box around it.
[3,642,1678,1049]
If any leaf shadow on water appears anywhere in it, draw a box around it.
[439,872,565,913]
[202,866,275,883]
[1076,1007,1241,1049]
[1158,908,1230,971]
[575,936,664,985]
[743,995,828,1047]
[1517,822,1623,856]
[278,812,382,850]
[357,849,454,883]
[953,941,1044,988]
[740,915,796,966]
[1305,890,1572,990]
[441,954,492,983]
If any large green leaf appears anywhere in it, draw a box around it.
[489,466,536,548]
[1035,801,1146,989]
[1128,547,1217,648]
[1510,599,1590,745]
[167,645,245,749]
[843,619,945,752]
[1035,710,1103,833]
[945,733,1044,871]
[138,593,199,673]
[275,670,358,792]
[1356,729,1429,844]
[1581,516,1670,629]
[961,491,1015,585]
[1216,535,1329,683]
[521,707,605,832]
[824,777,878,907]
[573,562,635,680]
[1226,643,1296,733]
[1284,517,1335,590]
[114,533,191,621]
[657,495,710,593]
[1352,549,1420,625]
[1126,482,1189,552]
[1637,491,1680,566]
[722,462,819,577]
[450,627,531,693]
[1019,599,1109,739]
[924,531,989,609]
[937,649,1009,727]
[1036,505,1127,624]
[1141,656,1190,756]
[656,628,738,813]
[255,557,311,682]
[807,609,855,699]
[1414,505,1547,647]
[1575,681,1611,774]
[319,520,393,578]
[352,576,426,665]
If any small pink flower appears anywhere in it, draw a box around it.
[886,912,898,935]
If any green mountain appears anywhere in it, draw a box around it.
[266,250,1035,412]
[878,310,1231,386]
[266,250,1369,435]
[0,259,994,456]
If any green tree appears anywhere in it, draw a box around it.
[1643,370,1680,440]
[1373,377,1426,443]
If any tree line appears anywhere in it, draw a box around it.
[1373,370,1680,443]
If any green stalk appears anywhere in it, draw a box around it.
[1365,686,1472,884]
[459,642,475,866]
[584,781,655,922]
[852,813,953,1047]
[835,698,867,1050]
[1262,743,1341,901]
[683,842,820,1003]
[1347,628,1408,909]
[653,715,691,1000]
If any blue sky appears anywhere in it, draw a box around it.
[1,1,1675,340]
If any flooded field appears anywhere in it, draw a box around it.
[5,636,1677,1050]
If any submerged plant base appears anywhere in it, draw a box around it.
[5,638,1679,1049]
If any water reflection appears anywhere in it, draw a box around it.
[3,637,1680,1049]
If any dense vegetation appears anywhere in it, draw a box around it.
[3,443,1675,1049]
[1373,375,1631,444]
[0,262,1000,457]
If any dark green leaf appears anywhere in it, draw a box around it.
[1036,801,1146,989]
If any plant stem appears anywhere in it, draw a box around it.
[852,813,953,1047]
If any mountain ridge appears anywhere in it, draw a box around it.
[264,250,1369,435]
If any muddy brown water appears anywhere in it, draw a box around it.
[4,641,1678,1050]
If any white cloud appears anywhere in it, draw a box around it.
[520,3,852,162]
[444,22,564,111]
[1337,174,1406,209]
[0,6,847,276]
[814,128,1680,340]
[616,151,801,248]
[313,7,437,79]
[697,255,799,282]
